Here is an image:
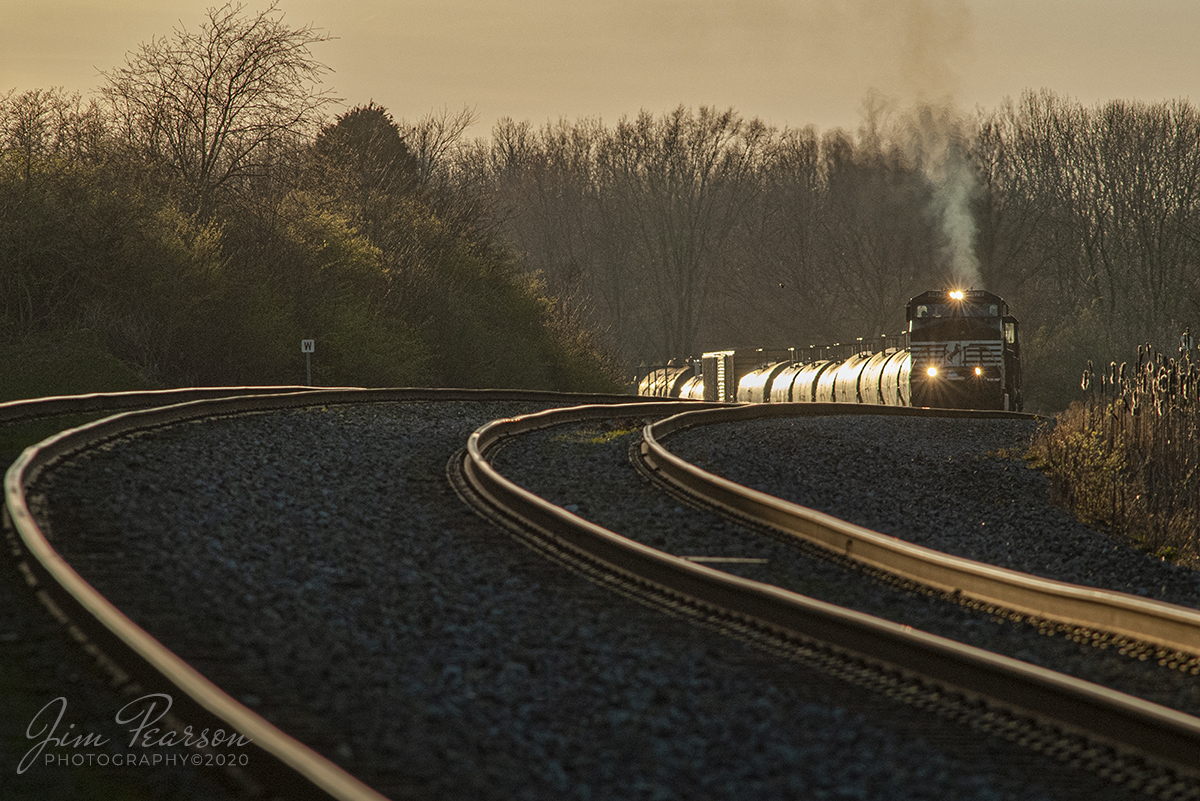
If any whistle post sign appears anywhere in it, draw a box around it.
[301,340,315,385]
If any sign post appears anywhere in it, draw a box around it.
[301,339,315,386]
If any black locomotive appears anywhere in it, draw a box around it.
[638,289,1022,411]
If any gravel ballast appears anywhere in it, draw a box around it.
[12,401,1183,799]
[664,415,1200,608]
[493,413,1200,721]
[1,529,243,801]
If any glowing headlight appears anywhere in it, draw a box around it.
[949,290,964,300]
[927,367,938,377]
[974,366,983,376]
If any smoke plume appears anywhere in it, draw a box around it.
[904,104,983,289]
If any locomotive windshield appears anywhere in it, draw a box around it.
[913,302,1000,318]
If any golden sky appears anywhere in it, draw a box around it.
[4,0,1200,136]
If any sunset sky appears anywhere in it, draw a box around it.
[4,0,1199,137]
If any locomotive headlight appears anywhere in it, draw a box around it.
[949,290,964,300]
[974,366,983,376]
[927,367,938,377]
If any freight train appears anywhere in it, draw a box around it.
[638,289,1022,411]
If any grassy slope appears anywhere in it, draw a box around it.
[0,332,154,403]
[0,333,157,467]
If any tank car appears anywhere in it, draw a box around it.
[636,289,1021,411]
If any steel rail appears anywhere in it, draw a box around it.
[639,402,1200,658]
[458,401,1200,782]
[0,385,332,424]
[0,384,681,424]
[4,387,685,800]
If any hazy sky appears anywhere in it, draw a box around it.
[4,0,1200,137]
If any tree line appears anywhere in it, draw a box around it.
[449,92,1200,411]
[6,3,1198,410]
[0,2,619,393]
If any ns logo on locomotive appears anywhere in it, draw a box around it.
[639,289,1022,412]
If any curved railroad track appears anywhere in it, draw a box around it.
[456,401,1200,795]
[3,388,676,800]
[638,403,1200,657]
[7,389,1200,798]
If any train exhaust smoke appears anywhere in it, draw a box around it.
[904,105,982,289]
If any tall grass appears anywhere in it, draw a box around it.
[1030,338,1200,567]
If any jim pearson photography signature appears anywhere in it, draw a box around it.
[18,693,252,774]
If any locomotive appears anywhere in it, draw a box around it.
[638,289,1022,411]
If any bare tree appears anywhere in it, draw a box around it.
[716,125,825,348]
[477,117,630,356]
[100,1,335,214]
[398,105,506,242]
[973,98,1059,302]
[1085,99,1200,343]
[1,88,106,185]
[597,106,770,360]
[996,92,1200,346]
[402,105,479,186]
[815,128,939,337]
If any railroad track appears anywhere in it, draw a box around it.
[7,389,1200,798]
[638,403,1200,658]
[3,388,675,800]
[456,401,1200,795]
